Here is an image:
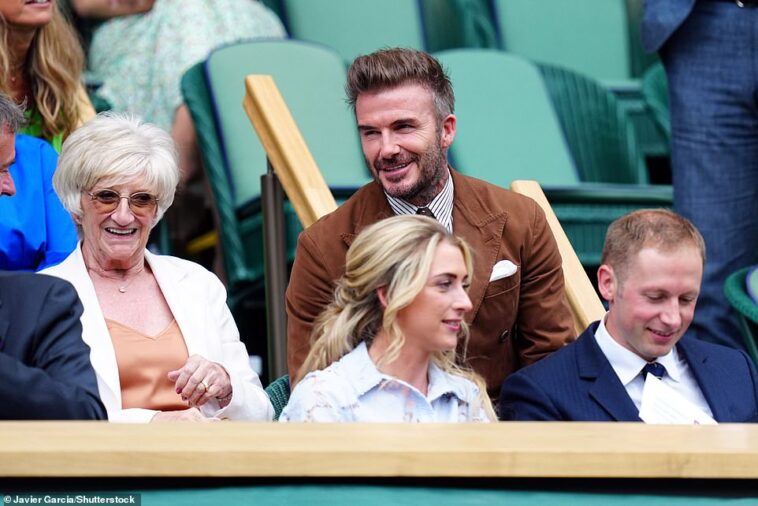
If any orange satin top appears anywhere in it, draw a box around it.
[107,318,189,411]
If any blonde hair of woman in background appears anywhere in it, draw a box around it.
[0,0,84,145]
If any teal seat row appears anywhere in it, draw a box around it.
[263,0,666,160]
[266,0,497,64]
[437,48,672,266]
[264,0,655,83]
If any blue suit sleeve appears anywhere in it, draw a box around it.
[499,371,564,421]
[0,277,106,419]
[37,141,77,270]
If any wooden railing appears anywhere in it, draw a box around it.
[511,180,605,334]
[1,422,757,478]
[244,74,337,228]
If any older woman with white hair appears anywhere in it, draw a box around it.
[42,113,273,422]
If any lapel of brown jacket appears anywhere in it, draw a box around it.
[340,180,394,249]
[449,170,509,323]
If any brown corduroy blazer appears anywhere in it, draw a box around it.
[285,169,574,399]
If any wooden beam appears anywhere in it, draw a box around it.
[1,422,757,479]
[511,180,605,334]
[244,74,337,228]
[74,84,96,127]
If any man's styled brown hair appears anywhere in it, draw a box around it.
[346,47,454,121]
[601,209,706,283]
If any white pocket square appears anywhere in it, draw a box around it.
[490,260,518,282]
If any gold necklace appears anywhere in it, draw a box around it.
[88,266,146,294]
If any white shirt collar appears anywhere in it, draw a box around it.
[384,169,454,233]
[340,342,469,401]
[594,314,682,386]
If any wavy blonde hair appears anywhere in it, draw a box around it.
[0,3,85,140]
[297,215,496,420]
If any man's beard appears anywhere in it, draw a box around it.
[369,138,447,207]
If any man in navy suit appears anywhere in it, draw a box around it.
[642,0,758,352]
[0,95,105,419]
[499,209,758,422]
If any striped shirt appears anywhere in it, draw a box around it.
[384,170,454,233]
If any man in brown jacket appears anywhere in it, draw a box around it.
[286,48,574,398]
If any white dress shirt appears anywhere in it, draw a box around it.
[594,315,713,417]
[385,169,454,233]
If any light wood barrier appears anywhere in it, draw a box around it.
[243,74,337,228]
[74,84,96,128]
[1,422,758,479]
[511,180,605,335]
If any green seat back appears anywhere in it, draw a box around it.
[283,0,427,63]
[748,267,758,306]
[641,61,671,143]
[181,63,250,289]
[435,49,671,266]
[205,39,368,209]
[264,374,291,421]
[491,0,631,82]
[423,0,499,51]
[437,49,579,186]
[539,63,648,185]
[724,267,758,367]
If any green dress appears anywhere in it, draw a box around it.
[20,109,63,153]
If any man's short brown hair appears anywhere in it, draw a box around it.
[346,47,454,121]
[601,209,706,283]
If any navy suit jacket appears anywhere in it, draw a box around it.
[0,272,106,419]
[499,321,758,422]
[642,0,696,52]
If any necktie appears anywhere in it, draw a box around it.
[416,207,436,219]
[641,362,666,379]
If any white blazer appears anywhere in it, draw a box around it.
[43,245,273,422]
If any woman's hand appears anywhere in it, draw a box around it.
[151,407,219,422]
[167,354,233,408]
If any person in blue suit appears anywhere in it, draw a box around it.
[0,95,105,420]
[642,0,758,352]
[499,209,758,422]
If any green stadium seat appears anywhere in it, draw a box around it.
[440,49,578,187]
[180,40,369,363]
[538,62,648,185]
[264,374,291,421]
[436,48,672,266]
[283,0,426,63]
[641,61,671,144]
[724,267,758,368]
[491,0,631,83]
[489,0,667,159]
[280,0,496,64]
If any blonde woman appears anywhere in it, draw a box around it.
[1,0,85,150]
[281,215,496,423]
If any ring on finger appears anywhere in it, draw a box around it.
[201,380,210,392]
